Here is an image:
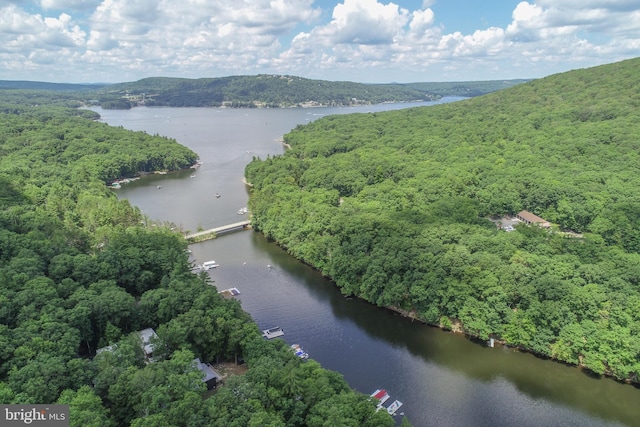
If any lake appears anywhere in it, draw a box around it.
[94,101,640,427]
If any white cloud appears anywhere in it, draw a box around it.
[0,5,85,52]
[0,0,638,82]
[319,0,409,45]
[40,0,102,11]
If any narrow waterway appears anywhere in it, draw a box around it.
[96,103,640,427]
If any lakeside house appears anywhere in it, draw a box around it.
[194,358,223,390]
[96,328,159,361]
[138,327,158,359]
[96,330,223,389]
[516,210,551,228]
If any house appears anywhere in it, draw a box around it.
[194,358,223,390]
[138,328,158,359]
[96,328,158,360]
[516,210,551,228]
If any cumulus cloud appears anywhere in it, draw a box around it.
[0,0,638,82]
[320,0,409,45]
[0,5,85,51]
[40,0,102,11]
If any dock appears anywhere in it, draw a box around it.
[370,388,402,415]
[370,389,390,406]
[262,327,284,339]
[218,287,241,298]
[386,399,403,415]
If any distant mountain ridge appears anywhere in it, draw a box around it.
[101,75,531,107]
[0,75,530,108]
[0,80,104,91]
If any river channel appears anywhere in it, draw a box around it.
[94,102,640,427]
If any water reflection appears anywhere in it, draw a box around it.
[102,105,639,427]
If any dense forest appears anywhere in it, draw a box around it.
[0,99,396,425]
[100,75,527,108]
[405,79,530,97]
[1,76,528,109]
[245,57,640,382]
[104,75,436,107]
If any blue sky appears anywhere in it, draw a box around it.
[0,0,638,84]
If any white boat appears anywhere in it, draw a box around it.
[202,260,220,270]
[386,399,403,415]
[262,326,284,339]
[237,207,248,215]
[291,344,309,359]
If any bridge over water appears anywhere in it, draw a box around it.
[185,220,251,240]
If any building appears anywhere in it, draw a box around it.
[138,328,158,359]
[194,358,223,390]
[516,210,551,228]
[96,328,158,360]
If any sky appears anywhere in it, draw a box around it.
[1,0,639,84]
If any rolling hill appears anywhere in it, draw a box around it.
[244,57,640,382]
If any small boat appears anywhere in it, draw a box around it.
[291,344,309,359]
[237,207,248,215]
[190,174,196,178]
[215,193,221,198]
[156,185,162,189]
[262,326,284,339]
[386,400,403,416]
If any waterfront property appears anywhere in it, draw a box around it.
[194,358,223,390]
[96,328,158,361]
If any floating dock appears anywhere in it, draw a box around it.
[386,400,403,415]
[262,327,284,339]
[370,389,391,406]
[218,287,240,298]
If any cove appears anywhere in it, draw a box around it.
[94,103,640,427]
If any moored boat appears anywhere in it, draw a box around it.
[291,344,309,359]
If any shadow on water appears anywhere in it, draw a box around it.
[251,232,640,427]
[106,104,640,427]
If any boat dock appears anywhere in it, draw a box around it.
[370,389,390,406]
[386,399,403,416]
[262,326,284,339]
[370,388,402,415]
[218,287,240,298]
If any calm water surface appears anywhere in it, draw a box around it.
[94,102,640,427]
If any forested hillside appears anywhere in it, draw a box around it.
[105,75,435,107]
[1,76,528,109]
[405,79,530,97]
[0,98,395,426]
[245,58,640,382]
